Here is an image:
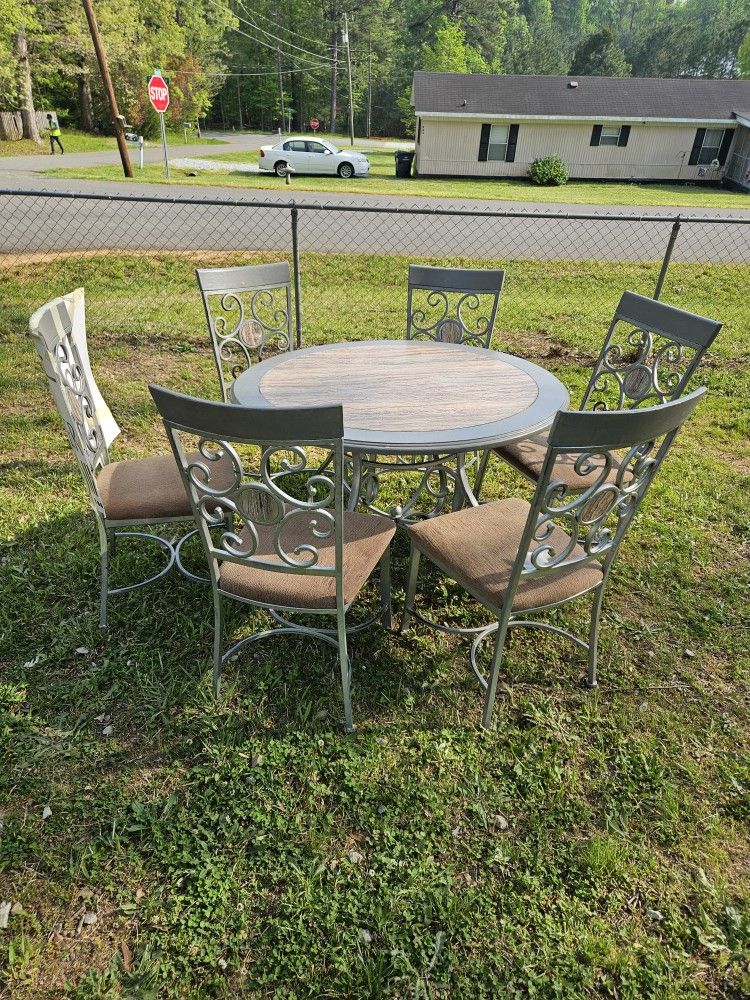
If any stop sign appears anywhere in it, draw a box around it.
[148,74,170,114]
[310,117,320,131]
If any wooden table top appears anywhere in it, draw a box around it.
[231,340,569,454]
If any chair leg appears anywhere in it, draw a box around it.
[399,545,421,634]
[481,611,512,729]
[337,604,354,733]
[98,522,110,629]
[212,592,224,697]
[379,547,392,630]
[473,449,492,501]
[587,585,605,689]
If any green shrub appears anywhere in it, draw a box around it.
[529,155,569,186]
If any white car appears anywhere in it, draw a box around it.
[259,137,370,178]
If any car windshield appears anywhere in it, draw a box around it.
[326,143,340,154]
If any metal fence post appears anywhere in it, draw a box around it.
[290,204,303,348]
[654,217,681,300]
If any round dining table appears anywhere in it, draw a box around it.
[231,340,569,520]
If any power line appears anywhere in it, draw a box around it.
[219,16,332,71]
[177,67,330,77]
[242,3,337,51]
[231,0,336,64]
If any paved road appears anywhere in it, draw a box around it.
[0,131,289,176]
[1,136,748,262]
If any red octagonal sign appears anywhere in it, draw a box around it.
[148,74,170,114]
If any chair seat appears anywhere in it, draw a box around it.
[219,512,395,610]
[97,451,233,522]
[407,498,603,613]
[496,433,620,489]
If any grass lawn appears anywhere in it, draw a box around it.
[1,251,749,997]
[50,147,750,210]
[0,129,226,158]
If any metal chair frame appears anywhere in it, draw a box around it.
[196,262,295,402]
[150,386,392,733]
[406,264,506,348]
[354,266,506,523]
[401,389,706,727]
[474,290,721,494]
[28,290,201,629]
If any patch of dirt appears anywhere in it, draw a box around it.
[501,327,596,368]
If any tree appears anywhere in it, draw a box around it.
[14,25,41,140]
[570,27,631,75]
[419,16,488,74]
[740,29,750,77]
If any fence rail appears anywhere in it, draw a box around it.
[2,187,748,360]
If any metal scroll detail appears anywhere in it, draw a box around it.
[186,439,338,572]
[53,339,108,515]
[585,323,695,412]
[524,440,658,576]
[347,451,476,523]
[208,288,292,389]
[408,290,496,348]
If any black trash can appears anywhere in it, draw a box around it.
[394,150,414,178]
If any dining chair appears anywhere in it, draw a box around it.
[401,388,706,727]
[149,385,396,732]
[196,262,295,402]
[28,289,227,628]
[352,264,506,521]
[474,290,721,497]
[406,264,506,348]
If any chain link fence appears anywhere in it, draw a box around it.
[2,188,748,368]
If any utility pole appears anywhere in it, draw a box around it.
[236,76,243,130]
[330,4,338,131]
[366,34,372,139]
[343,12,354,146]
[276,46,286,133]
[80,0,132,177]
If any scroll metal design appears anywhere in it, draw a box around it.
[408,289,498,348]
[183,437,338,574]
[207,287,292,390]
[523,440,659,579]
[351,451,473,523]
[584,321,698,412]
[51,338,108,516]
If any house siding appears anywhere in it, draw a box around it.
[414,119,735,181]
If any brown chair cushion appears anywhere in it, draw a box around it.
[97,451,233,522]
[496,433,620,490]
[407,498,603,613]
[219,511,395,610]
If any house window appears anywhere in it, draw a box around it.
[696,128,725,165]
[479,123,519,163]
[590,124,630,147]
[599,126,622,146]
[487,124,510,160]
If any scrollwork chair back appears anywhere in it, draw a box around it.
[196,262,295,401]
[28,290,118,518]
[151,388,344,587]
[581,291,722,412]
[519,389,705,590]
[406,265,505,349]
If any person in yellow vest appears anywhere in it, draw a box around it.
[46,113,64,155]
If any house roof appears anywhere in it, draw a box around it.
[412,72,750,123]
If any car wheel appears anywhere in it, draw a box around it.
[274,160,288,177]
[337,162,354,179]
